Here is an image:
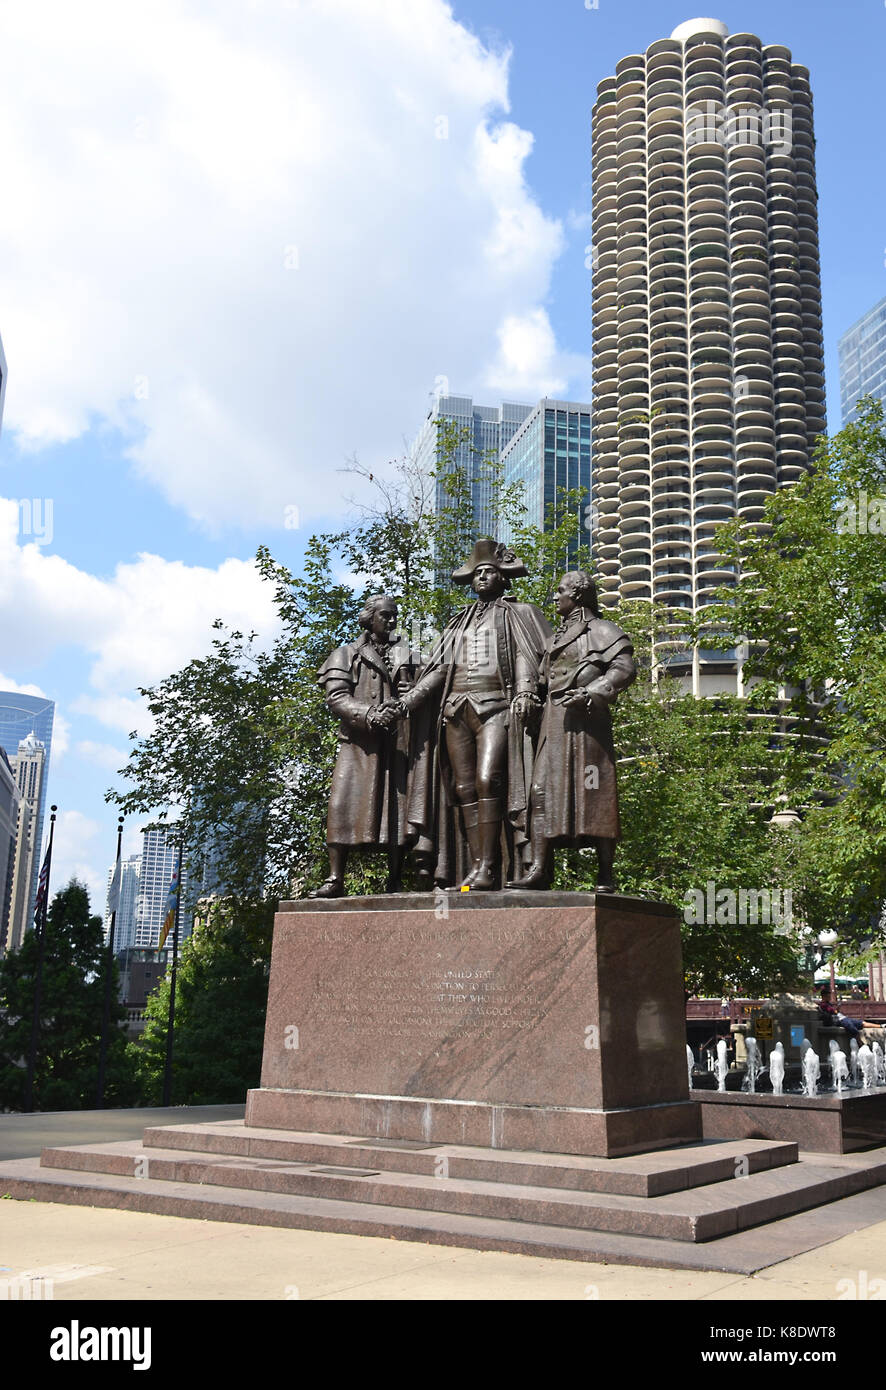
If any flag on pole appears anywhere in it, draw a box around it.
[158,868,180,950]
[33,845,51,929]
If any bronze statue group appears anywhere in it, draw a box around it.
[312,539,636,898]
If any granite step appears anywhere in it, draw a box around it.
[3,1149,886,1274]
[141,1121,798,1197]
[37,1138,884,1243]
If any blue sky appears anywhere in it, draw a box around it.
[0,0,882,906]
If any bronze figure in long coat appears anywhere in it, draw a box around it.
[391,540,551,889]
[312,595,433,897]
[513,570,636,892]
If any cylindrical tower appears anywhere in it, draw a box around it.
[590,18,826,691]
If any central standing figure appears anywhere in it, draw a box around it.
[390,540,552,889]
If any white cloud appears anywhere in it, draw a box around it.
[483,309,590,399]
[0,673,47,699]
[0,500,280,738]
[49,810,106,913]
[0,0,579,531]
[75,740,129,773]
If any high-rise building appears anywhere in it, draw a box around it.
[591,18,826,691]
[0,748,21,949]
[0,692,54,917]
[4,732,47,952]
[839,293,886,424]
[104,853,141,954]
[131,828,189,950]
[500,399,593,553]
[412,395,533,536]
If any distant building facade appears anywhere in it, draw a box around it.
[500,398,592,554]
[839,293,886,424]
[412,395,533,535]
[0,693,54,925]
[116,945,170,1037]
[129,829,189,950]
[0,748,21,949]
[103,853,141,954]
[4,732,47,952]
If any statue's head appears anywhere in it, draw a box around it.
[452,539,528,599]
[471,562,507,600]
[556,571,599,617]
[358,594,398,642]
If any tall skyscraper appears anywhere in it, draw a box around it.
[4,732,47,952]
[131,828,189,950]
[500,399,593,552]
[104,853,141,954]
[591,19,826,691]
[0,749,21,950]
[839,293,886,424]
[0,692,54,922]
[412,395,533,536]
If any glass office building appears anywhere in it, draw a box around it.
[839,294,886,424]
[0,692,54,927]
[500,400,592,556]
[412,396,533,536]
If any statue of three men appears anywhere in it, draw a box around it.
[311,539,636,898]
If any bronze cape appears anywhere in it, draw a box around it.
[533,612,636,843]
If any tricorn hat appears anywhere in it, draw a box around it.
[452,538,528,585]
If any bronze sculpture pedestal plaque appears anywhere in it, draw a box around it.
[247,892,698,1158]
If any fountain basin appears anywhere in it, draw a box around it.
[693,1086,886,1153]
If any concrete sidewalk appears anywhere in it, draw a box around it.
[2,1198,885,1300]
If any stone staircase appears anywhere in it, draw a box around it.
[3,1119,886,1272]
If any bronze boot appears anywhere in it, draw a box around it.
[508,793,548,889]
[472,798,502,890]
[459,802,482,887]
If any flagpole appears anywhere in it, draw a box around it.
[23,805,57,1113]
[162,839,184,1107]
[96,815,125,1109]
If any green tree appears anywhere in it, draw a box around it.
[130,898,272,1105]
[0,881,135,1111]
[710,399,886,947]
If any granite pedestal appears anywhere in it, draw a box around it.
[246,891,698,1158]
[9,894,886,1267]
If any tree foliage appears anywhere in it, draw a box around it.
[709,399,886,948]
[130,899,272,1106]
[0,881,135,1112]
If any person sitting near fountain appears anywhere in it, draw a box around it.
[818,986,867,1043]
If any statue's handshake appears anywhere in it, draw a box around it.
[367,699,406,731]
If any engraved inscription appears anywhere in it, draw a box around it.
[310,961,543,1041]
